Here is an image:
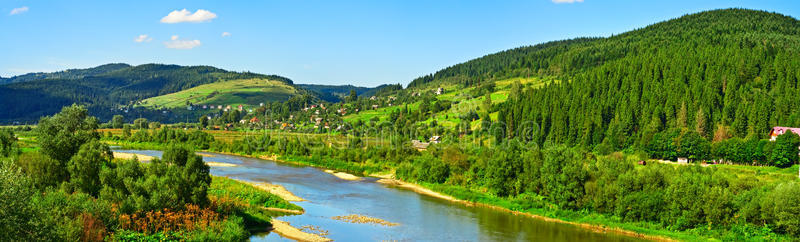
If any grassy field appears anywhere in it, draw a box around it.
[138,78,299,109]
[342,76,556,129]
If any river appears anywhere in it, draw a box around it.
[114,149,643,242]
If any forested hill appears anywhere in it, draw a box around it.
[408,9,799,88]
[408,8,800,150]
[297,84,387,102]
[0,64,297,122]
[0,63,131,85]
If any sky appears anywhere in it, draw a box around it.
[1,1,798,87]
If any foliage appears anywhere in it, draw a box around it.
[768,131,800,167]
[0,161,54,240]
[36,104,99,164]
[0,129,18,157]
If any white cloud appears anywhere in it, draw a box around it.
[160,9,217,23]
[164,35,201,49]
[134,34,152,43]
[221,32,231,37]
[9,6,29,15]
[552,0,583,3]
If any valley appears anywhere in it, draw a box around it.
[3,7,800,242]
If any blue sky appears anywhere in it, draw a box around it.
[1,0,798,86]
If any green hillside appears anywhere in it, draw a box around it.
[402,9,800,151]
[139,78,300,109]
[0,64,297,122]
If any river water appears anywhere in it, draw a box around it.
[114,149,642,242]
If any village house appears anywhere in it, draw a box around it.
[769,126,800,141]
[435,87,444,95]
[412,140,430,150]
[238,105,243,111]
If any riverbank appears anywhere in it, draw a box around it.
[270,219,332,242]
[239,180,306,202]
[324,169,362,181]
[113,151,155,161]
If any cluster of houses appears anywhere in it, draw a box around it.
[411,87,445,97]
[188,104,254,113]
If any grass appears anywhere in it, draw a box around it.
[714,163,799,183]
[138,78,298,109]
[280,155,385,176]
[209,176,302,211]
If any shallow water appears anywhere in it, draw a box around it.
[115,149,643,242]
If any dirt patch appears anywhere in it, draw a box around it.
[241,181,305,202]
[206,161,238,167]
[271,219,331,242]
[113,152,155,162]
[376,179,459,203]
[331,214,399,227]
[324,169,362,181]
[368,171,394,179]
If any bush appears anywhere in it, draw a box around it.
[761,182,800,236]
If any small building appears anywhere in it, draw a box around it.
[238,105,243,111]
[412,140,430,150]
[677,157,690,163]
[769,126,800,141]
[435,87,444,95]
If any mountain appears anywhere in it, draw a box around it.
[0,63,131,85]
[406,9,800,149]
[0,64,300,123]
[297,84,386,102]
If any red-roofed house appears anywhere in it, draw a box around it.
[769,126,800,141]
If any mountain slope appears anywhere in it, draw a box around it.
[406,9,800,149]
[0,64,299,122]
[139,78,300,108]
[297,84,385,102]
[0,63,131,85]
